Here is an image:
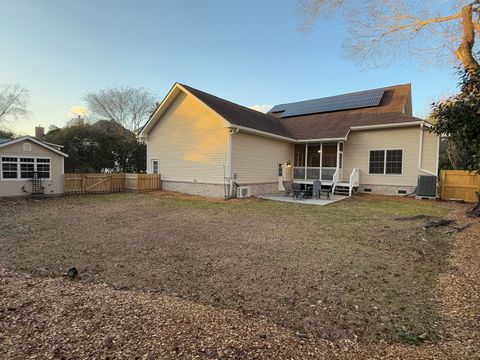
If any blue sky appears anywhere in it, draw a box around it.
[1,0,459,135]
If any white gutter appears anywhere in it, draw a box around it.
[229,122,424,143]
[350,121,423,131]
[226,125,348,143]
[296,137,347,143]
[226,125,295,142]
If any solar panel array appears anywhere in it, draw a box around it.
[269,88,385,118]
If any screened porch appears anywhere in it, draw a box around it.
[293,142,343,184]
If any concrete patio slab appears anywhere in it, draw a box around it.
[257,194,347,206]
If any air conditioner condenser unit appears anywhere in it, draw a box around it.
[237,186,251,198]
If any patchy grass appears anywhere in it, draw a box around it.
[0,192,452,342]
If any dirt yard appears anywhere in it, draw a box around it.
[0,191,457,346]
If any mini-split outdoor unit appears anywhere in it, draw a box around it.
[237,186,251,198]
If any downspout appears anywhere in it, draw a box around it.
[418,123,437,176]
[418,123,423,170]
[227,128,238,197]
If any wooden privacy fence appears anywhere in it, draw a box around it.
[64,173,161,195]
[125,173,162,192]
[440,170,480,203]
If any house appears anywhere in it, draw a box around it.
[139,83,438,198]
[0,128,68,197]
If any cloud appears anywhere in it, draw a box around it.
[249,104,273,113]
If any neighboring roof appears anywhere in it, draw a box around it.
[180,84,293,138]
[142,82,423,142]
[0,136,68,157]
[0,138,10,144]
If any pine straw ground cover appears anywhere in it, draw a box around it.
[0,192,478,358]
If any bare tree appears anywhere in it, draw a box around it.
[0,84,29,124]
[84,87,156,133]
[298,0,480,72]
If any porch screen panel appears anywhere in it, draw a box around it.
[294,144,305,179]
[294,144,305,166]
[322,143,337,167]
[307,144,320,179]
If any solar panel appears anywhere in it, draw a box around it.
[270,88,385,117]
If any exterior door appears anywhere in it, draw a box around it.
[278,162,285,190]
[278,162,292,191]
[151,159,159,174]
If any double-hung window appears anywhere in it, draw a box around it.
[36,158,51,178]
[20,158,35,179]
[369,150,403,175]
[1,157,51,180]
[1,157,18,179]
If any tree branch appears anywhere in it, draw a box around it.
[454,3,480,73]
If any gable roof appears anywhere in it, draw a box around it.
[179,84,293,138]
[0,136,68,157]
[141,82,423,142]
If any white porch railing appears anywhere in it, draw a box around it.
[332,168,341,193]
[349,168,360,196]
[293,167,337,181]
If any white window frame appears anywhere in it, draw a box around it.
[368,149,403,176]
[150,159,159,174]
[0,156,52,181]
[0,156,19,180]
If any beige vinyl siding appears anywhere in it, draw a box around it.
[0,140,64,197]
[146,91,229,184]
[343,125,437,186]
[420,128,438,175]
[231,131,293,184]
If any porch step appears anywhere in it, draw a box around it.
[334,184,351,196]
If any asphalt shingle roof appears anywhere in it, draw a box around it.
[182,83,421,140]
